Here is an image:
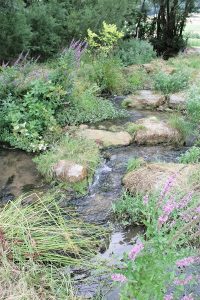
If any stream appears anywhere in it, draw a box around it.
[0,104,196,299]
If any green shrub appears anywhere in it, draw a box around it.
[116,39,156,66]
[33,135,100,193]
[79,56,128,95]
[186,85,200,125]
[179,146,200,164]
[127,69,149,91]
[154,70,190,95]
[0,80,65,152]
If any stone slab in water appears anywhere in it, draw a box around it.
[123,90,165,110]
[169,92,186,110]
[134,117,183,145]
[78,128,133,148]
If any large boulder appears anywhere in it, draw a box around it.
[134,117,182,145]
[77,128,133,148]
[168,93,186,110]
[53,160,87,183]
[123,90,165,110]
[123,163,199,195]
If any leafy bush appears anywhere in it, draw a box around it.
[179,146,200,164]
[87,22,124,54]
[116,39,156,66]
[154,70,190,95]
[112,180,199,299]
[0,49,126,151]
[0,80,65,152]
[34,135,100,193]
[79,56,129,95]
[186,85,200,125]
[126,68,150,91]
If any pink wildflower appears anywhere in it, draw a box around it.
[196,206,200,213]
[111,273,127,282]
[164,294,173,300]
[163,196,177,215]
[160,174,177,200]
[143,194,149,205]
[178,192,193,209]
[177,257,195,267]
[128,240,144,261]
[176,257,195,268]
[181,295,194,300]
[174,275,193,286]
[158,214,169,227]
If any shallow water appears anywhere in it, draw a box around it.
[0,147,43,204]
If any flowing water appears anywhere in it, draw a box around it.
[0,105,196,299]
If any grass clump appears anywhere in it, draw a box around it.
[0,193,106,265]
[127,69,149,91]
[33,135,100,193]
[168,114,192,142]
[125,123,145,135]
[0,193,107,299]
[179,146,200,164]
[186,84,200,125]
[126,158,145,173]
[153,70,190,95]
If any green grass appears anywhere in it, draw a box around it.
[126,157,145,173]
[153,70,190,95]
[0,193,107,299]
[188,38,200,47]
[168,114,192,143]
[34,135,100,193]
[179,146,200,164]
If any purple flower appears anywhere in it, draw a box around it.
[143,194,149,205]
[174,275,193,286]
[128,240,144,261]
[176,257,195,268]
[181,295,194,300]
[196,206,200,213]
[111,273,127,282]
[160,174,177,200]
[178,192,193,209]
[158,214,169,227]
[164,294,173,300]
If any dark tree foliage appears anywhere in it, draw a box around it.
[0,0,134,62]
[134,0,197,58]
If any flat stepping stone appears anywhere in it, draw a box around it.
[78,128,133,148]
[134,117,182,145]
[169,93,186,110]
[123,90,165,110]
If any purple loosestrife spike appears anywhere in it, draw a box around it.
[160,174,177,199]
[164,294,173,300]
[143,194,149,205]
[178,192,193,209]
[158,214,169,228]
[128,240,144,261]
[111,273,127,282]
[181,296,194,300]
[174,275,193,286]
[176,257,195,268]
